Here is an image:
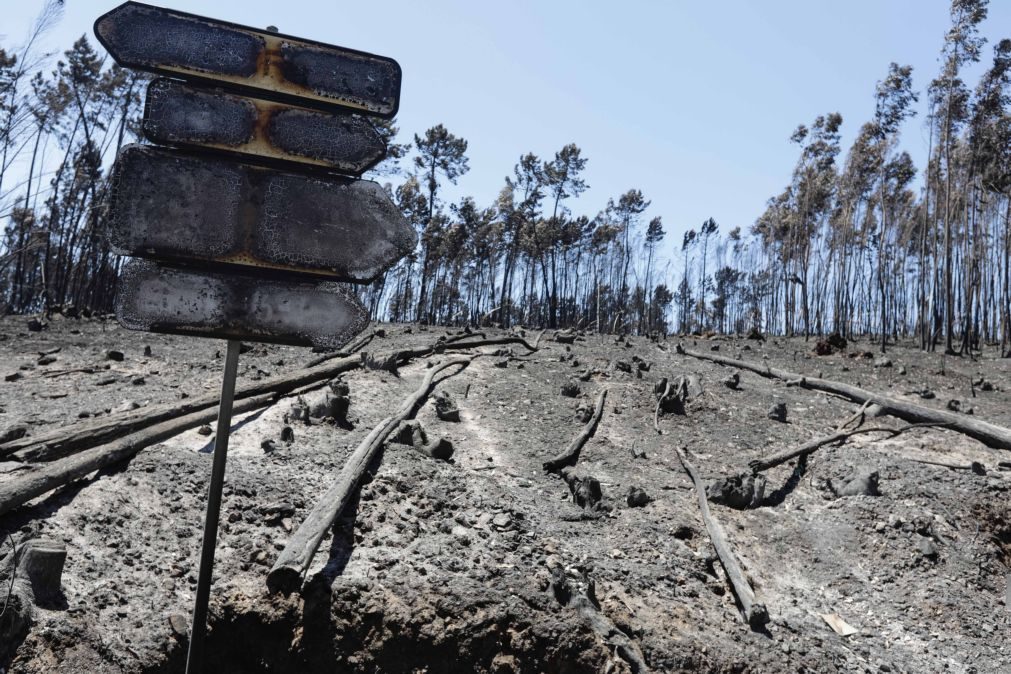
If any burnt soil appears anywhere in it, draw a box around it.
[1,314,1010,673]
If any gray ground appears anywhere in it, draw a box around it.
[1,313,1009,673]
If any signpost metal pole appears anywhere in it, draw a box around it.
[185,339,241,674]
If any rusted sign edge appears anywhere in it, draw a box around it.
[94,1,402,118]
[115,258,370,348]
[141,78,388,176]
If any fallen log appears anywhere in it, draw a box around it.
[543,389,608,472]
[2,335,537,463]
[747,423,941,474]
[0,393,275,517]
[677,345,1011,450]
[267,357,473,594]
[674,444,769,627]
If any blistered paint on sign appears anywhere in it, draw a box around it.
[115,259,369,347]
[95,1,401,117]
[143,79,386,174]
[106,145,416,282]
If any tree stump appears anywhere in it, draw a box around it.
[16,539,67,604]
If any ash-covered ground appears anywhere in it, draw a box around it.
[1,313,1010,673]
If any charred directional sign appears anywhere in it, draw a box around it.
[143,79,387,173]
[95,2,401,117]
[116,259,368,348]
[107,144,414,282]
[98,1,412,349]
[96,7,409,670]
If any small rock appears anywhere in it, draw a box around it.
[492,513,512,529]
[131,376,146,386]
[917,537,938,559]
[197,425,212,436]
[261,439,279,452]
[574,404,592,423]
[434,391,460,422]
[493,359,508,368]
[898,366,907,375]
[615,360,632,373]
[26,318,45,332]
[767,402,787,423]
[37,355,57,366]
[874,357,892,368]
[168,613,188,638]
[143,345,152,357]
[707,473,766,509]
[835,468,879,497]
[946,399,961,412]
[280,426,294,444]
[723,372,740,390]
[0,424,28,443]
[626,487,651,507]
[560,381,580,398]
[105,350,125,362]
[4,372,22,382]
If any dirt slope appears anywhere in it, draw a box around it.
[1,314,1009,673]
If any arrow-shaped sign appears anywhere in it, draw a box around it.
[95,2,401,117]
[143,79,387,174]
[116,258,369,347]
[105,144,416,282]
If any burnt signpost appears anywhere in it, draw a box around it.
[94,4,412,673]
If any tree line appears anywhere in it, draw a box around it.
[1,0,1009,356]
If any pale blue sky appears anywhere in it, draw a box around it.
[4,1,1010,261]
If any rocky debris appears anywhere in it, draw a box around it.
[626,487,651,507]
[707,473,767,509]
[874,357,893,368]
[917,536,939,560]
[767,402,788,422]
[105,350,125,362]
[560,380,580,398]
[947,399,961,412]
[36,355,57,366]
[26,318,45,332]
[493,358,508,368]
[553,330,576,344]
[723,371,740,390]
[261,438,280,452]
[433,390,460,422]
[574,403,592,423]
[560,467,603,509]
[391,419,454,461]
[812,335,845,355]
[167,613,188,639]
[280,426,294,444]
[614,360,632,373]
[5,372,23,382]
[131,376,145,386]
[143,345,152,357]
[0,424,28,443]
[287,397,311,425]
[831,467,880,497]
[974,376,995,392]
[196,425,212,436]
[3,319,1011,673]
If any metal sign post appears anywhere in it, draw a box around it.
[92,3,413,673]
[186,340,240,673]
